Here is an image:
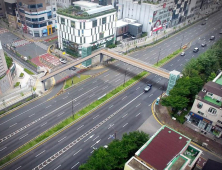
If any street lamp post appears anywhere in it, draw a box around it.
[72,98,74,119]
[157,48,161,65]
[180,34,185,49]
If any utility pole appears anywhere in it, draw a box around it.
[180,34,185,49]
[72,98,74,118]
[157,48,161,65]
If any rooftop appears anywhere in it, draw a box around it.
[136,126,191,170]
[57,5,116,20]
[204,95,222,106]
[73,1,100,8]
[214,73,222,85]
[116,20,128,28]
[125,156,152,170]
[167,155,188,170]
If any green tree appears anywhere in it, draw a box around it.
[161,95,189,111]
[208,72,217,82]
[79,131,149,170]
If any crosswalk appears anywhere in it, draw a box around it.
[34,41,48,51]
[0,28,9,34]
[11,40,31,47]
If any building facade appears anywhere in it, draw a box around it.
[57,1,116,56]
[56,0,73,8]
[0,0,6,17]
[16,0,57,37]
[188,73,222,138]
[4,0,17,28]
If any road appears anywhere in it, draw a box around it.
[1,10,222,170]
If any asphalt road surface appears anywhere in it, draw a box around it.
[1,10,222,170]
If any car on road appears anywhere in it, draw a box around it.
[59,58,67,64]
[210,36,215,40]
[104,145,108,148]
[201,22,206,25]
[69,66,76,71]
[205,18,208,21]
[144,84,152,92]
[201,43,206,47]
[193,47,199,53]
[180,52,185,56]
[220,30,222,34]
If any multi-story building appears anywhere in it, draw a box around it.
[124,126,203,170]
[4,0,17,28]
[16,0,57,37]
[0,0,6,17]
[57,1,116,55]
[187,72,222,138]
[56,0,73,8]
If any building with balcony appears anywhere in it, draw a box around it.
[188,72,222,138]
[124,126,202,170]
[16,0,57,37]
[57,1,116,56]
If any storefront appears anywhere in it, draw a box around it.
[189,112,212,132]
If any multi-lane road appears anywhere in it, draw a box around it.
[1,10,222,170]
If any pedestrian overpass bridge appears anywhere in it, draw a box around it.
[40,49,171,82]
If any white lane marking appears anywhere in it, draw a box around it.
[104,74,109,77]
[177,59,180,62]
[136,103,141,107]
[71,162,80,169]
[58,136,67,143]
[104,79,109,83]
[136,87,140,90]
[149,94,153,97]
[63,96,68,99]
[89,94,95,98]
[9,123,17,128]
[92,81,97,84]
[93,115,99,119]
[19,134,28,140]
[109,105,113,109]
[73,103,80,107]
[84,135,94,142]
[41,122,47,127]
[77,125,84,130]
[135,113,141,117]
[78,88,83,91]
[170,64,173,67]
[54,165,61,170]
[123,123,128,127]
[108,124,114,129]
[35,150,45,157]
[57,112,65,117]
[73,149,82,156]
[103,86,108,90]
[0,146,7,151]
[92,136,99,141]
[15,166,22,170]
[122,113,127,118]
[149,103,152,106]
[115,73,120,76]
[115,79,121,82]
[29,113,35,117]
[91,139,101,147]
[46,105,52,109]
[90,150,94,153]
[122,96,127,100]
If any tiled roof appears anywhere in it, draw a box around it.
[138,126,190,170]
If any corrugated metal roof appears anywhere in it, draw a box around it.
[86,5,114,15]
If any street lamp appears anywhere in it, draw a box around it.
[180,34,185,49]
[156,48,161,65]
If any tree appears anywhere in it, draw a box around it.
[79,131,149,170]
[161,95,189,111]
[208,72,217,82]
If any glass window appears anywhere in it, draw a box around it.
[32,18,38,22]
[99,32,104,39]
[83,22,85,29]
[29,4,37,9]
[61,18,65,24]
[198,111,204,115]
[208,107,217,114]
[48,21,52,25]
[32,24,39,28]
[40,23,47,27]
[39,17,44,21]
[37,3,43,8]
[53,8,56,11]
[207,92,213,96]
[92,20,97,27]
[78,30,80,36]
[71,21,75,28]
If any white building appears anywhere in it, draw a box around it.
[16,0,57,37]
[56,0,73,8]
[57,1,116,55]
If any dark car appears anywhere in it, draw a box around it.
[210,36,215,40]
[219,30,222,34]
[69,66,76,71]
[193,47,199,53]
[144,84,152,92]
[201,43,206,47]
[201,22,206,25]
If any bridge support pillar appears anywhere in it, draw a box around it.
[166,70,181,95]
[100,53,103,63]
[43,80,47,91]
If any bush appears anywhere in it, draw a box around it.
[19,73,24,77]
[141,32,147,37]
[24,68,34,75]
[14,82,20,88]
[107,44,117,49]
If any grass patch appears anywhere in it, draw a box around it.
[0,71,148,166]
[14,82,20,88]
[154,49,183,67]
[24,68,34,75]
[64,75,91,89]
[5,53,13,69]
[27,60,37,68]
[19,73,24,77]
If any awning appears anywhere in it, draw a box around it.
[153,26,163,32]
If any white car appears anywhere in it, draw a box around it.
[205,18,208,21]
[59,58,67,64]
[180,52,185,56]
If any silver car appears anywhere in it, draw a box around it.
[144,84,152,92]
[180,52,185,56]
[59,58,67,64]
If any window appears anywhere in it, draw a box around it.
[29,4,37,9]
[83,22,85,29]
[39,17,44,21]
[40,23,47,27]
[48,21,52,25]
[26,17,31,21]
[208,107,217,114]
[202,88,207,92]
[102,17,106,24]
[92,20,97,27]
[32,18,38,22]
[82,30,84,34]
[80,22,82,29]
[53,8,56,11]
[99,32,104,39]
[32,24,39,28]
[37,3,43,8]
[78,30,80,36]
[71,21,75,28]
[61,18,65,24]
[198,111,204,115]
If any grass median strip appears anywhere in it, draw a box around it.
[0,71,148,167]
[154,49,183,67]
[64,75,91,89]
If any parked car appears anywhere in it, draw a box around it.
[180,52,185,56]
[201,43,206,47]
[144,84,152,92]
[210,36,215,40]
[59,58,67,64]
[69,66,76,71]
[193,47,199,53]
